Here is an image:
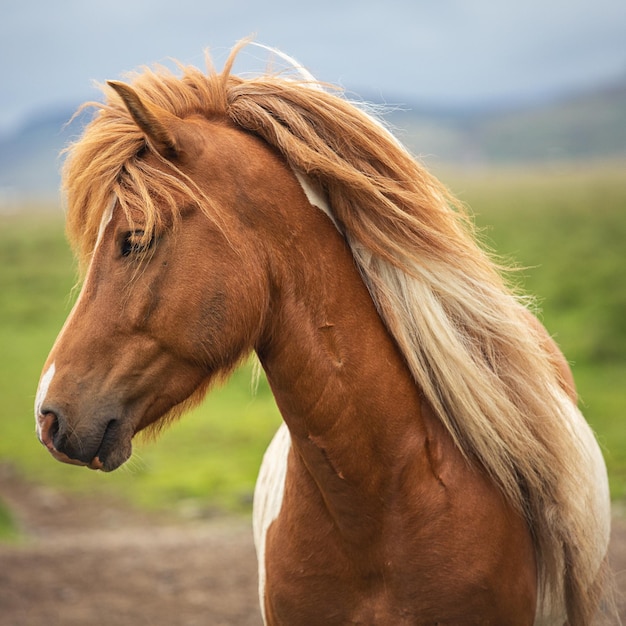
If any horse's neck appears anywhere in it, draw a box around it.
[256,196,435,535]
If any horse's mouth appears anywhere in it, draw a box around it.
[43,440,132,472]
[45,446,106,470]
[91,419,133,471]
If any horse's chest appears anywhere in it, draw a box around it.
[264,520,534,622]
[254,425,537,625]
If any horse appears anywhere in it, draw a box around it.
[34,41,615,625]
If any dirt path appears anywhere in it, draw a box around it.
[0,468,261,626]
[1,466,625,625]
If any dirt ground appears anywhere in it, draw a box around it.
[1,466,625,626]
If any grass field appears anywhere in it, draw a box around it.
[1,163,625,525]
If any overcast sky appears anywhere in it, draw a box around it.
[1,0,625,132]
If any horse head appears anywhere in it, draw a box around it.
[34,82,300,471]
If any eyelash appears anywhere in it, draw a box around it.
[121,230,155,257]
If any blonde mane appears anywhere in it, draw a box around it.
[63,42,611,622]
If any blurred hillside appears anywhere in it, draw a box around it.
[385,77,626,165]
[0,106,93,206]
[0,76,624,205]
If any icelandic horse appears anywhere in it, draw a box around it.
[35,42,615,624]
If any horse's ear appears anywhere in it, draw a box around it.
[107,80,183,160]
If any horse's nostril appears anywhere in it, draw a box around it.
[39,410,60,450]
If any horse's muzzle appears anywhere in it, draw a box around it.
[37,409,121,471]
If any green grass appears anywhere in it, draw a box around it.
[0,500,18,541]
[1,164,624,518]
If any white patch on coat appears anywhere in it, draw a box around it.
[252,423,291,625]
[293,169,339,230]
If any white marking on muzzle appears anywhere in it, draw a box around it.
[48,196,116,351]
[35,362,56,437]
[34,196,116,437]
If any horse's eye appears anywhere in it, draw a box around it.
[120,230,154,257]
